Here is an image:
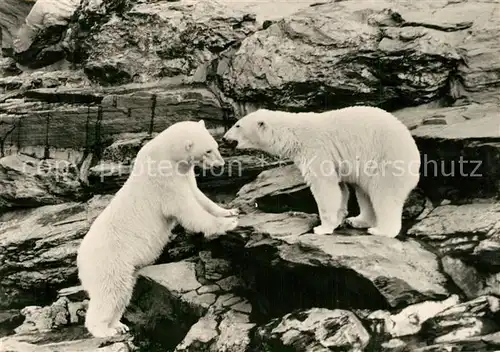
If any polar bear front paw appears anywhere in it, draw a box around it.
[222,208,240,217]
[367,227,399,238]
[313,225,335,235]
[111,321,130,335]
[218,216,239,232]
[88,324,128,338]
[345,216,372,229]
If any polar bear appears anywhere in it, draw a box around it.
[222,106,421,238]
[77,120,239,338]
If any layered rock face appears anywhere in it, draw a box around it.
[1,0,500,351]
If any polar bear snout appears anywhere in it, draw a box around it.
[221,136,238,149]
[202,148,225,168]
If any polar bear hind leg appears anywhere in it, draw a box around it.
[345,184,376,229]
[309,177,344,235]
[83,267,135,338]
[365,171,416,238]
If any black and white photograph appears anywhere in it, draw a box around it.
[0,0,499,351]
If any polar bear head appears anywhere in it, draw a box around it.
[223,109,274,151]
[144,120,225,170]
[223,109,294,156]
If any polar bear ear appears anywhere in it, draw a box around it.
[185,139,194,151]
[198,120,205,128]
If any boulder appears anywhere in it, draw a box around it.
[367,295,460,339]
[0,0,35,51]
[207,210,450,318]
[408,203,500,258]
[220,0,500,111]
[0,294,133,352]
[0,309,23,338]
[1,78,225,161]
[125,259,254,351]
[0,194,112,309]
[395,103,500,199]
[13,0,81,69]
[0,154,84,213]
[250,308,371,352]
[420,295,500,344]
[408,202,500,300]
[65,0,258,85]
[412,332,500,352]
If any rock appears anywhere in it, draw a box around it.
[126,259,254,351]
[367,295,460,339]
[0,57,22,77]
[251,308,370,352]
[217,0,321,23]
[0,293,133,352]
[408,203,500,299]
[0,336,133,352]
[65,0,258,85]
[0,309,23,338]
[421,295,500,344]
[0,154,84,213]
[395,103,500,199]
[13,296,85,334]
[408,203,500,258]
[0,194,112,309]
[0,0,35,51]
[220,0,500,111]
[207,211,450,321]
[57,285,87,302]
[175,309,255,352]
[1,79,225,161]
[13,0,81,69]
[412,332,500,351]
[440,256,500,301]
[0,68,90,94]
[199,251,233,282]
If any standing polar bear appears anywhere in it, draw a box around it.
[223,106,421,238]
[77,120,239,338]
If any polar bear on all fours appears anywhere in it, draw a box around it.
[223,106,421,238]
[77,120,239,338]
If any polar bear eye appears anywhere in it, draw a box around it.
[235,124,240,128]
[206,149,213,154]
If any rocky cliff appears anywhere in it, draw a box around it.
[1,0,500,351]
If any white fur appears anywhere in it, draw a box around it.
[223,106,421,238]
[77,120,239,338]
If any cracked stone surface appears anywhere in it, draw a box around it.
[0,195,112,309]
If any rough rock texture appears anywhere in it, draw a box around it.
[408,203,500,300]
[395,103,500,199]
[0,154,84,213]
[209,211,451,314]
[367,295,461,340]
[0,195,112,309]
[220,0,500,111]
[0,78,224,160]
[0,0,35,51]
[2,0,500,351]
[125,259,255,352]
[421,295,500,344]
[13,0,81,69]
[251,308,371,351]
[65,0,258,85]
[0,293,133,352]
